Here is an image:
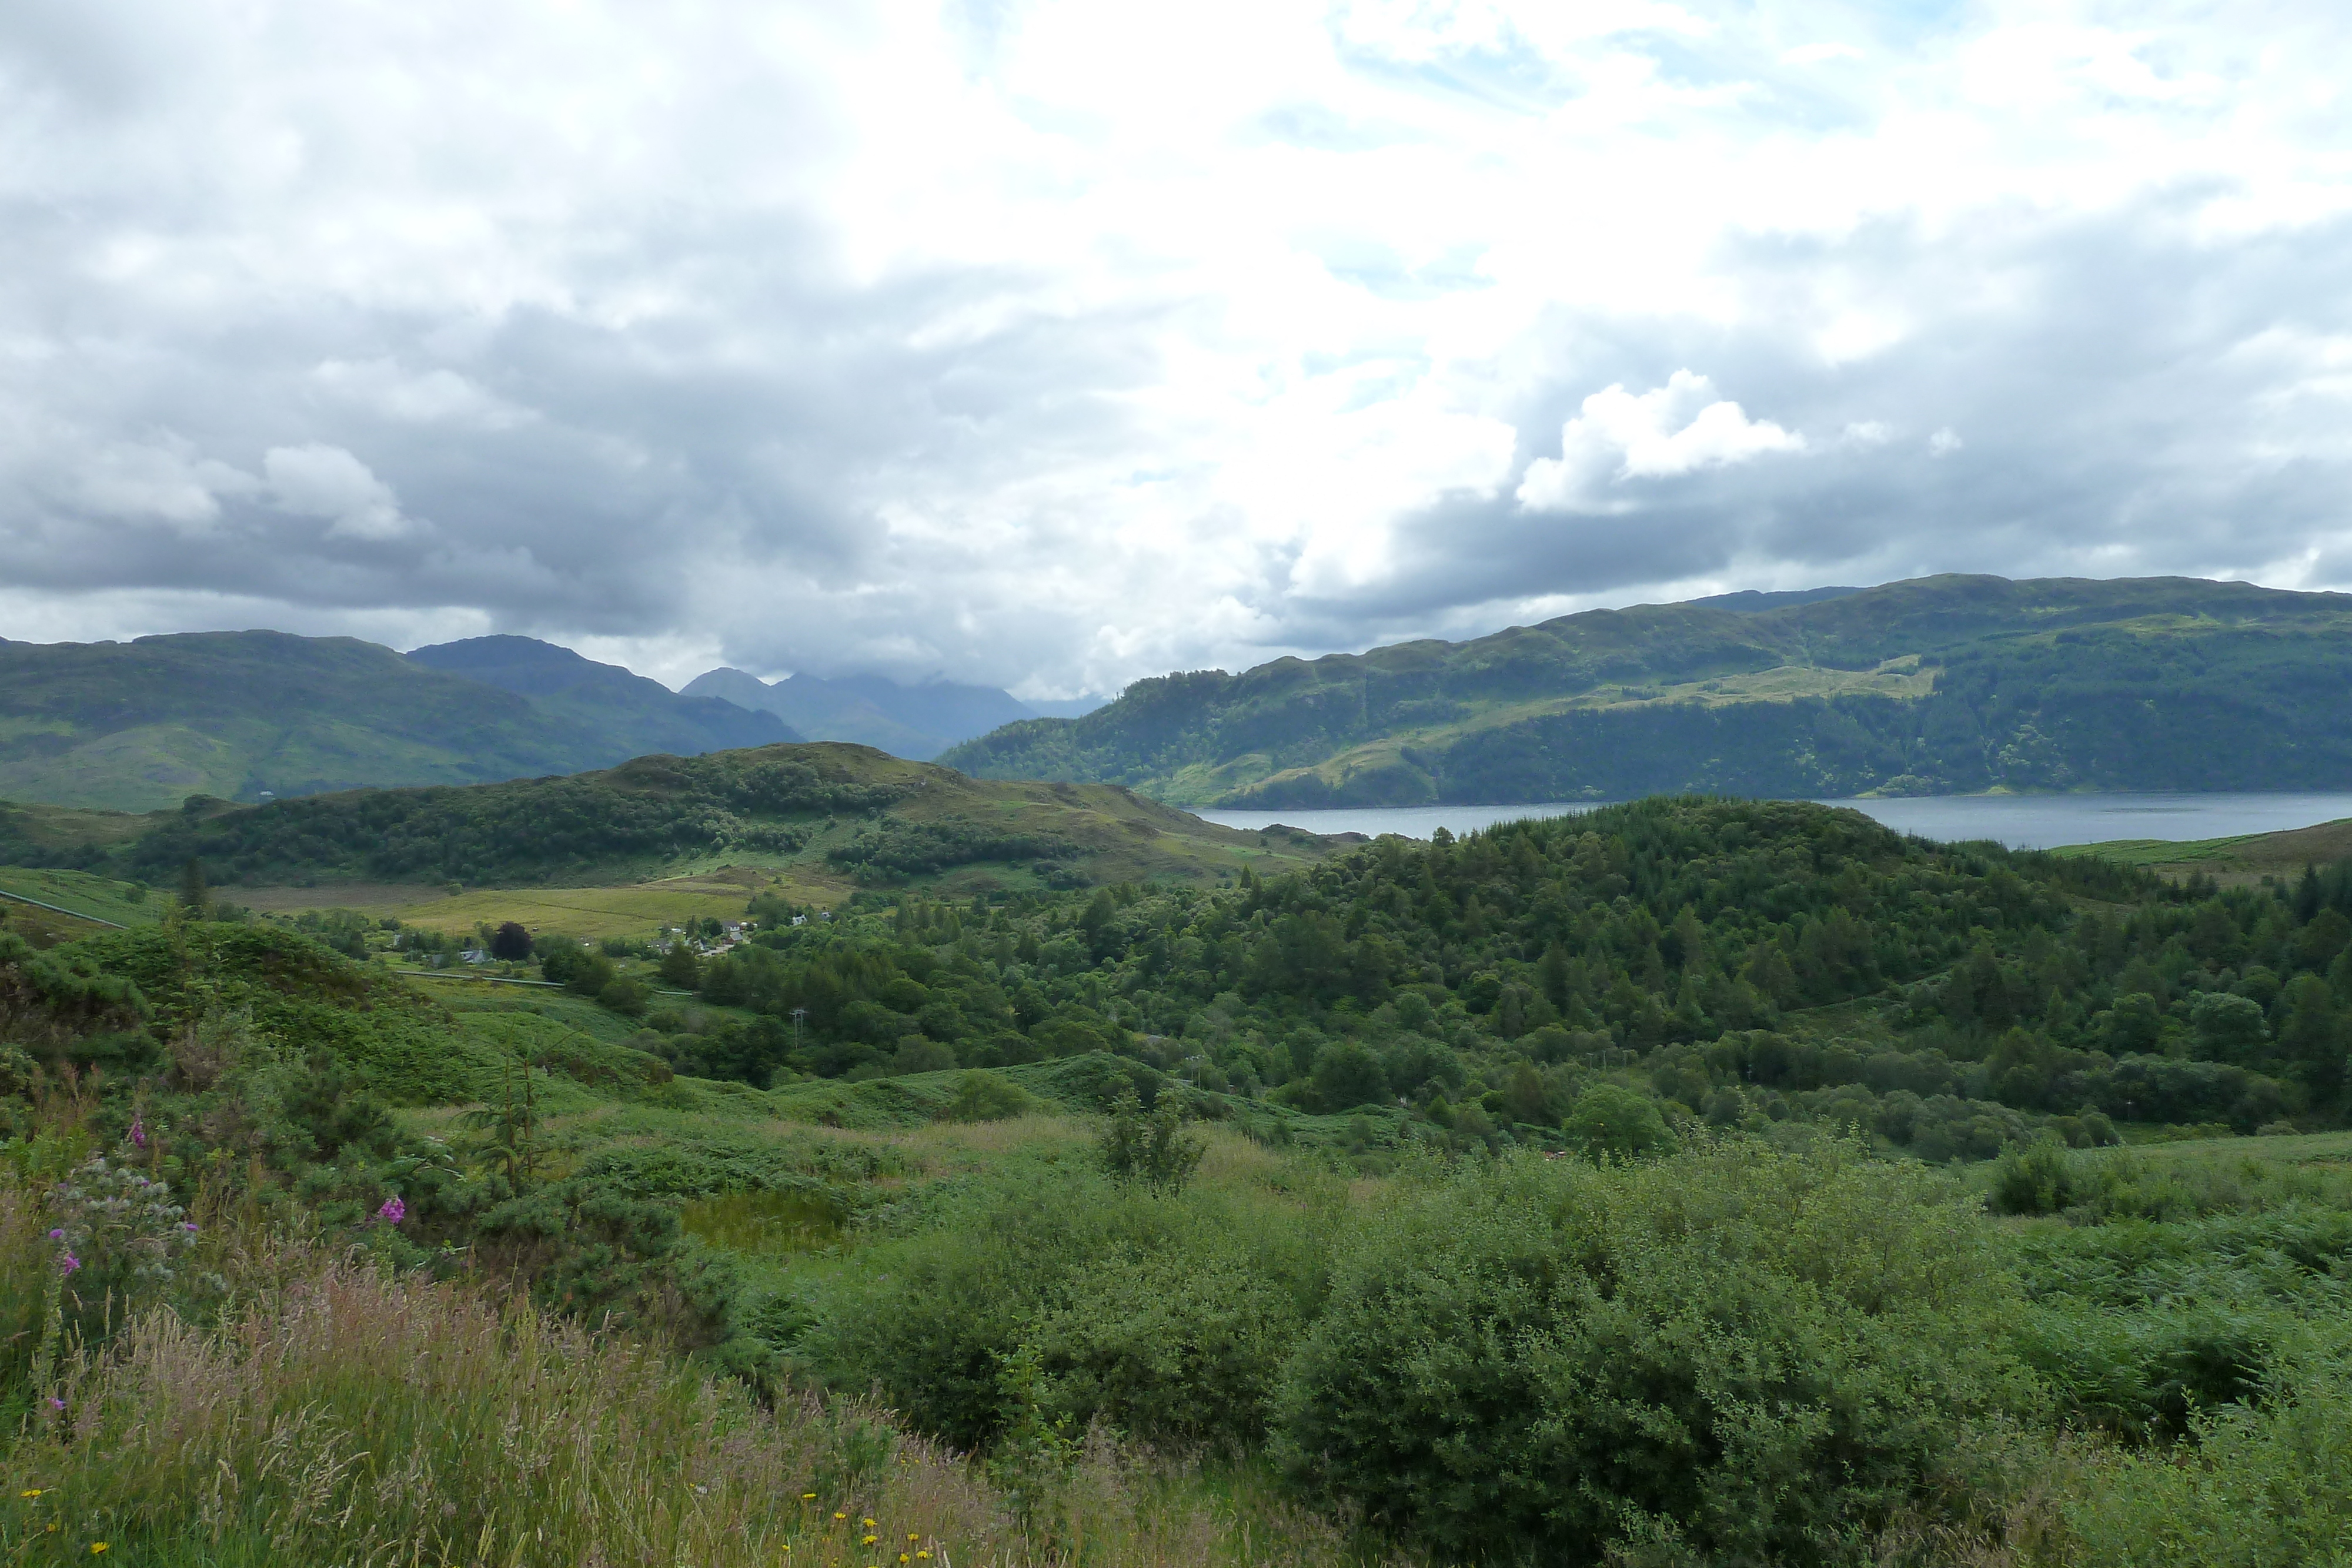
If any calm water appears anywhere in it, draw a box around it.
[1195,792,2352,851]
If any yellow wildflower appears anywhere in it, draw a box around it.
[863,1518,877,1527]
[861,1534,878,1545]
[833,1511,847,1520]
[91,1545,110,1556]
[18,1490,42,1499]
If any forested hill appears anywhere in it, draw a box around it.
[937,573,2352,806]
[0,630,789,812]
[641,794,2352,1149]
[35,741,1329,891]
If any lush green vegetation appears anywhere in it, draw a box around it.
[939,573,2352,805]
[10,741,1335,895]
[11,795,2352,1563]
[637,798,2352,1159]
[119,748,896,886]
[0,630,787,813]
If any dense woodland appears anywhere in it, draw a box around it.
[10,797,2352,1564]
[628,800,2352,1159]
[113,750,911,886]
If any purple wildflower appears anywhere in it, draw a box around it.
[48,1397,64,1411]
[183,1222,199,1233]
[59,1253,80,1275]
[376,1195,406,1225]
[129,1115,147,1149]
[48,1228,63,1241]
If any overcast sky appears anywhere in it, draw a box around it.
[3,1,2348,696]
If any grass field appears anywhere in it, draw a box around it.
[2076,1127,2352,1168]
[0,864,163,927]
[371,871,781,939]
[2052,815,2352,885]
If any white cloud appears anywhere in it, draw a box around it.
[1517,372,1805,513]
[262,444,421,541]
[311,360,532,429]
[1929,427,1964,457]
[42,434,255,534]
[0,0,2348,691]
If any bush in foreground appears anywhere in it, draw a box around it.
[1276,1137,2039,1564]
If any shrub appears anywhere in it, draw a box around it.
[1990,1136,2079,1216]
[1097,1088,1204,1193]
[600,975,651,1019]
[937,1071,1038,1123]
[1274,1138,2036,1563]
[1562,1082,1675,1159]
[804,1168,1331,1450]
[2050,1357,2352,1563]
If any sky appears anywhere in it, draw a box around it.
[2,0,2348,698]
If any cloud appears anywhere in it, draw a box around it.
[0,0,2348,696]
[311,360,532,430]
[1516,372,1805,514]
[262,444,421,541]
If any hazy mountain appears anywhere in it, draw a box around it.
[1023,695,1116,719]
[407,636,796,756]
[936,574,2352,807]
[681,667,1074,759]
[0,630,791,813]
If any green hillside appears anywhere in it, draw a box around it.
[938,574,2352,805]
[11,796,2352,1563]
[53,741,1336,892]
[0,631,789,813]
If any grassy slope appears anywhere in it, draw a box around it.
[0,867,165,927]
[940,574,2352,806]
[2052,816,2352,884]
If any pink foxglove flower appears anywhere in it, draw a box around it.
[58,1253,79,1275]
[129,1115,146,1149]
[376,1195,406,1225]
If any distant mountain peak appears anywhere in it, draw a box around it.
[681,666,1047,760]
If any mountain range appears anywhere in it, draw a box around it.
[12,573,2351,818]
[681,668,1044,760]
[936,574,2352,806]
[0,631,791,813]
[0,627,1115,814]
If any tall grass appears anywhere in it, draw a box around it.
[1,1250,1395,1567]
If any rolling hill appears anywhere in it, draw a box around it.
[78,741,1340,892]
[937,574,2352,806]
[0,631,790,812]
